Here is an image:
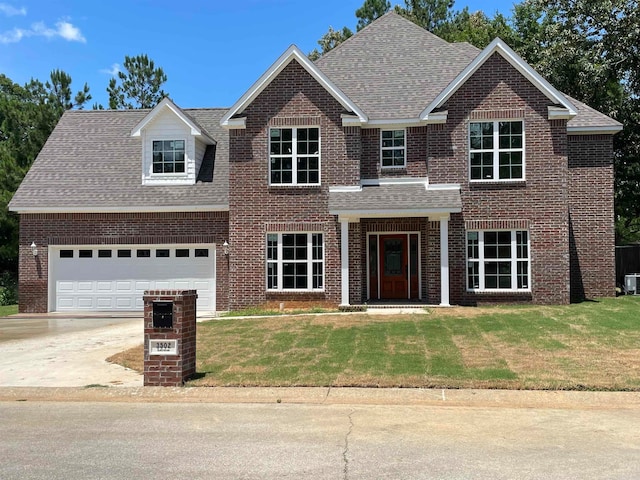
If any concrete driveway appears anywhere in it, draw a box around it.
[0,314,144,387]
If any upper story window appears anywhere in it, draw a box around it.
[152,140,185,174]
[381,129,406,168]
[269,127,320,185]
[467,230,530,291]
[469,121,524,181]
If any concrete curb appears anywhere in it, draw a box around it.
[1,386,639,409]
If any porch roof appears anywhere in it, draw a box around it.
[329,183,461,220]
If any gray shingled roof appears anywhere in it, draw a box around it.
[566,95,623,130]
[9,108,229,211]
[329,184,462,215]
[317,12,618,128]
[316,12,480,120]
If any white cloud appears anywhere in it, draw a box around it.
[100,63,121,76]
[0,3,27,16]
[55,21,85,42]
[0,20,86,44]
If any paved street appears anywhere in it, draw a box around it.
[1,400,640,479]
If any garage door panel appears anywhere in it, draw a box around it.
[96,298,114,309]
[77,282,93,292]
[57,282,74,293]
[52,245,215,312]
[77,297,94,309]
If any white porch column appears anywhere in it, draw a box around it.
[440,216,450,306]
[340,219,350,306]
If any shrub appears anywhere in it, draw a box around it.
[0,272,18,306]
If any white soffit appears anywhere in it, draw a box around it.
[131,98,216,144]
[220,44,368,128]
[420,38,578,119]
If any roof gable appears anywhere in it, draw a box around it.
[220,45,367,128]
[420,38,577,119]
[131,97,216,144]
[316,12,480,121]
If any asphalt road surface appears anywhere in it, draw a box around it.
[2,400,639,479]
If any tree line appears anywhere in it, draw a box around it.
[0,0,638,285]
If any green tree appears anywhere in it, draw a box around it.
[438,8,517,48]
[395,0,454,32]
[107,54,168,109]
[308,26,353,61]
[0,71,90,273]
[356,0,391,31]
[511,0,638,243]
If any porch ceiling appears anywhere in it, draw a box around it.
[329,183,461,220]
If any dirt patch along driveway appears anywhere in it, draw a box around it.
[0,316,143,387]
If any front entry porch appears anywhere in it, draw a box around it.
[329,179,461,308]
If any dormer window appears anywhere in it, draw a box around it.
[153,140,186,174]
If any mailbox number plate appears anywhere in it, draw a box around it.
[149,339,178,356]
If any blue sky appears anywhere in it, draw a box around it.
[0,0,517,109]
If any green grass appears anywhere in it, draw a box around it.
[187,296,640,390]
[112,296,640,390]
[0,305,18,317]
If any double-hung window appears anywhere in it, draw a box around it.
[266,233,324,291]
[381,129,406,168]
[152,140,185,174]
[467,230,530,291]
[269,127,320,185]
[469,121,524,181]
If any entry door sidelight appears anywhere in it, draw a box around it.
[379,235,408,299]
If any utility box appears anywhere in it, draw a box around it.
[143,290,197,386]
[625,274,640,295]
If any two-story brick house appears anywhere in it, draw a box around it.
[9,12,621,313]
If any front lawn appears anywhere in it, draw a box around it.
[112,296,640,390]
[0,305,18,317]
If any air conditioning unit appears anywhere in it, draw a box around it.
[625,274,640,295]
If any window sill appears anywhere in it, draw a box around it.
[268,184,322,190]
[466,289,531,295]
[469,180,526,188]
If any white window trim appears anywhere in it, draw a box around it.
[380,128,406,169]
[468,120,525,182]
[266,232,325,292]
[466,230,531,292]
[149,136,189,178]
[269,127,321,186]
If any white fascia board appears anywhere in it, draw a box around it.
[567,125,624,135]
[361,177,428,187]
[548,106,574,120]
[131,98,216,144]
[342,115,448,128]
[220,45,368,127]
[331,207,462,220]
[223,117,247,130]
[428,183,461,190]
[10,205,229,214]
[329,185,362,193]
[420,38,578,119]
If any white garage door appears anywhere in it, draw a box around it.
[50,245,215,313]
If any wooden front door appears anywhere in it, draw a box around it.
[379,235,408,299]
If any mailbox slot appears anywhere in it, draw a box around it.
[153,301,173,329]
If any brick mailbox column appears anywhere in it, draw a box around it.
[143,290,197,387]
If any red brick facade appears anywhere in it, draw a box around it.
[16,53,616,312]
[227,60,356,310]
[18,211,229,313]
